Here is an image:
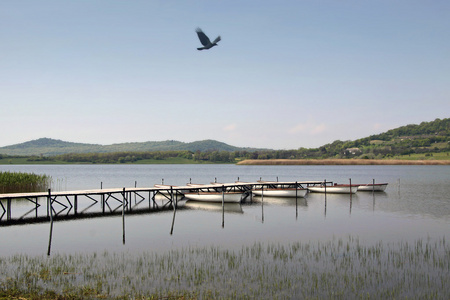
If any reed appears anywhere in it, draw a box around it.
[0,171,51,194]
[0,237,449,299]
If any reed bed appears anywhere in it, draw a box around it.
[0,171,51,194]
[238,159,450,165]
[1,237,449,299]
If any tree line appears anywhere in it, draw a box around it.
[2,118,448,163]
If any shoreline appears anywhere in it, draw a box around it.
[237,159,450,165]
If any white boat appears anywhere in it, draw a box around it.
[252,188,307,198]
[183,192,243,203]
[308,184,358,194]
[357,183,388,192]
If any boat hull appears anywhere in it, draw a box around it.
[357,183,388,192]
[183,192,243,203]
[308,185,358,194]
[252,189,307,198]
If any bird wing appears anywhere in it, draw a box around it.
[196,28,211,46]
[212,35,221,44]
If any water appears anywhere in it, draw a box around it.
[1,164,449,257]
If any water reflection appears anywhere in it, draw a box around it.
[184,201,243,214]
[1,165,449,257]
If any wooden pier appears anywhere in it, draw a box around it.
[0,181,326,224]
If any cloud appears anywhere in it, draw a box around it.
[289,121,326,135]
[223,123,237,131]
[372,123,382,130]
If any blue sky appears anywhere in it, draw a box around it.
[1,1,449,149]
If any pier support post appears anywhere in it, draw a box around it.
[7,198,11,221]
[74,195,78,215]
[47,189,51,219]
[170,186,177,235]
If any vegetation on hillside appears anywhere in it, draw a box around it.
[0,118,448,164]
[0,138,263,156]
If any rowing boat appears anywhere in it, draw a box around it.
[357,183,388,192]
[308,184,358,194]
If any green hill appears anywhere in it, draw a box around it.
[0,118,448,161]
[280,118,450,160]
[0,138,263,156]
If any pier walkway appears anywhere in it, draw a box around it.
[0,180,326,224]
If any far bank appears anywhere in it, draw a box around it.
[237,159,450,165]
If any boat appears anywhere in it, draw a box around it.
[357,183,388,192]
[252,188,307,198]
[308,184,358,194]
[183,192,243,203]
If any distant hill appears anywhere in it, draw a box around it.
[0,138,264,156]
[1,118,448,158]
[294,118,450,159]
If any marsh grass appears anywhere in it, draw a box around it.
[0,171,51,194]
[1,237,449,299]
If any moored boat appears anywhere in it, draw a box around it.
[154,184,189,194]
[308,184,358,194]
[183,192,243,203]
[357,183,388,192]
[252,188,307,198]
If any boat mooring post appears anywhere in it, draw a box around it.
[170,186,177,235]
[295,181,298,219]
[48,189,53,223]
[349,178,352,199]
[261,185,264,202]
[101,182,104,214]
[122,188,126,244]
[372,178,375,194]
[222,185,225,228]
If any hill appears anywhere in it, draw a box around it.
[0,118,448,161]
[0,138,263,156]
[250,118,449,160]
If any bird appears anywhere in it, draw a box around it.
[195,27,221,50]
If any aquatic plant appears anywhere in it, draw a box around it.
[0,237,449,299]
[0,171,51,194]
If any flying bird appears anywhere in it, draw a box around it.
[195,27,221,50]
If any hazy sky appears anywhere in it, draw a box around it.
[1,1,449,149]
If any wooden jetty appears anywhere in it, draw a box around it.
[0,181,326,224]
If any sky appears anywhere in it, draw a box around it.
[1,1,449,150]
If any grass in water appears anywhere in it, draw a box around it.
[0,237,449,299]
[0,171,51,194]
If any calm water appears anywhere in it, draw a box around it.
[1,164,449,257]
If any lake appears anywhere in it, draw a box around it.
[1,164,449,257]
